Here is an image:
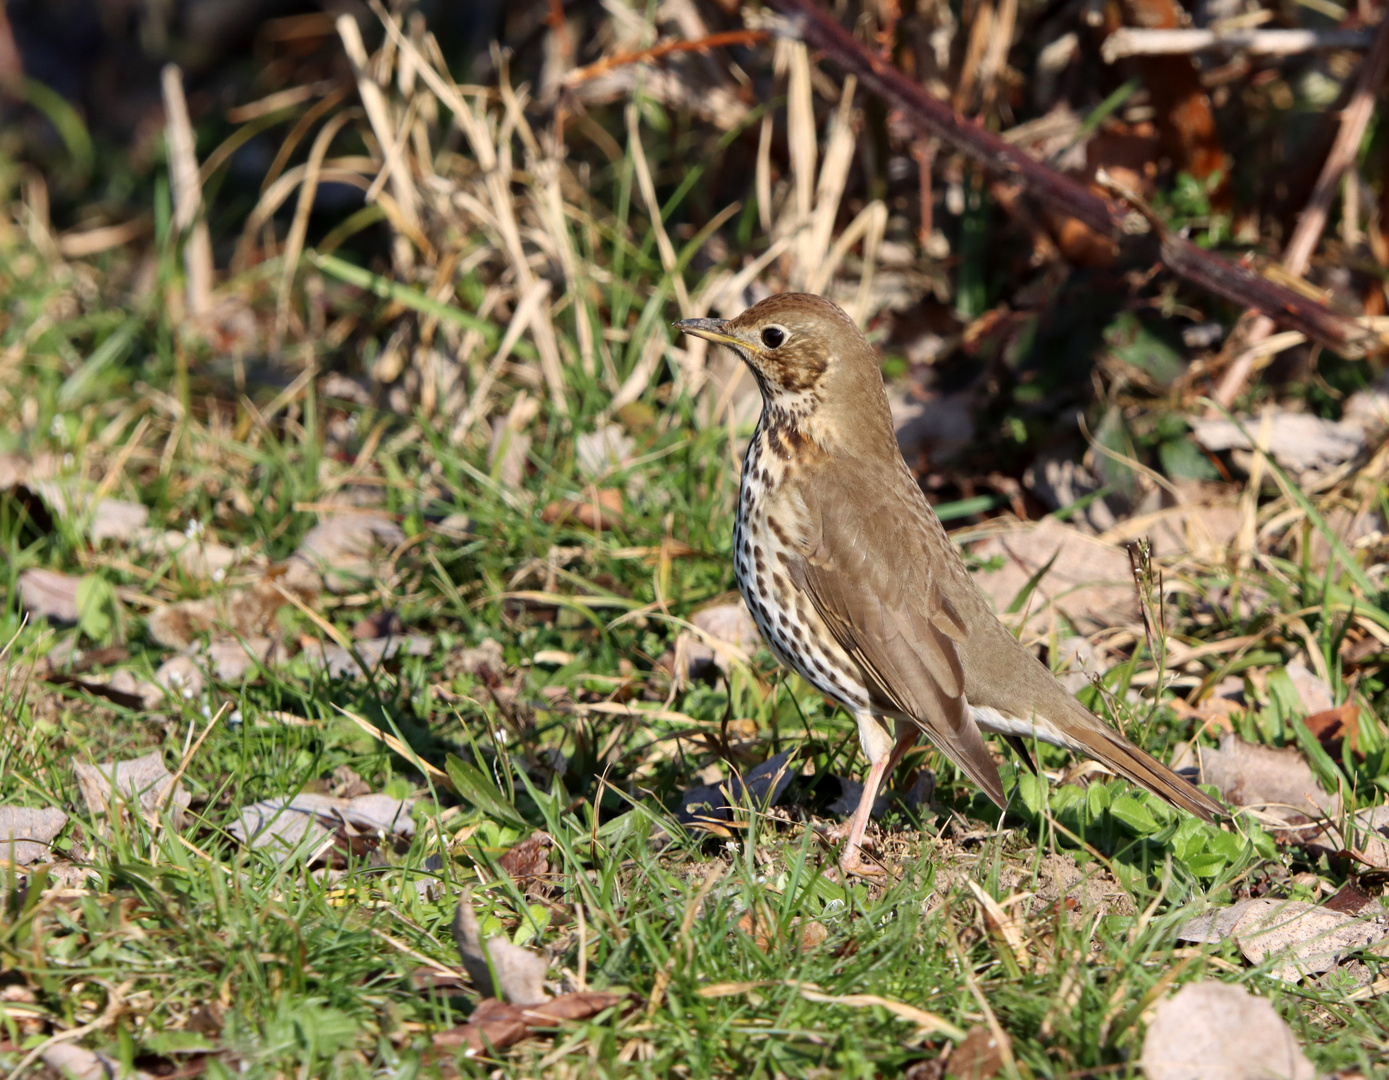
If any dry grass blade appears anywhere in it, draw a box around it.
[161,64,213,317]
[336,14,418,273]
[626,103,691,315]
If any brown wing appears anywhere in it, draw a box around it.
[787,462,1007,809]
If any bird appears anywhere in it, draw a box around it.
[675,293,1224,875]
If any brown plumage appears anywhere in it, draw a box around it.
[676,293,1224,874]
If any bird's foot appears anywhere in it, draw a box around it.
[837,844,886,878]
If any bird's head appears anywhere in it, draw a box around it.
[675,293,894,454]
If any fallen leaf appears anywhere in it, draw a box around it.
[575,423,636,480]
[1301,703,1360,757]
[135,528,244,580]
[1191,733,1336,822]
[1284,660,1334,716]
[452,890,550,1005]
[291,513,406,593]
[489,394,538,490]
[966,518,1139,636]
[682,599,763,677]
[432,992,625,1056]
[0,806,68,865]
[41,1043,145,1080]
[299,633,432,678]
[228,792,416,862]
[146,577,293,650]
[498,833,552,886]
[675,750,798,833]
[1140,981,1315,1080]
[444,639,506,683]
[1189,412,1365,484]
[1178,898,1388,982]
[74,751,190,829]
[1300,805,1389,870]
[155,654,205,700]
[17,568,80,623]
[88,497,150,544]
[540,488,623,530]
[203,635,280,682]
[947,1024,1008,1080]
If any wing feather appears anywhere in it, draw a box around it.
[790,463,1006,808]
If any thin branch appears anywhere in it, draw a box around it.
[763,0,1377,360]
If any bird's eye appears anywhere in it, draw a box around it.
[761,326,786,349]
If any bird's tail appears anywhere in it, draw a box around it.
[1071,717,1224,822]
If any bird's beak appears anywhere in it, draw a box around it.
[674,317,743,349]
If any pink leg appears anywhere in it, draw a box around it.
[839,725,919,876]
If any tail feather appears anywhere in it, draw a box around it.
[1074,722,1224,822]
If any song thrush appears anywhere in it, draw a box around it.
[676,293,1223,875]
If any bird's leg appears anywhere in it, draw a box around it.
[839,724,919,877]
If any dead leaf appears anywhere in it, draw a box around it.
[1189,412,1365,484]
[675,750,799,834]
[299,633,432,679]
[947,1024,1008,1080]
[1141,981,1315,1080]
[1302,703,1360,757]
[155,654,205,700]
[291,513,406,594]
[967,880,1031,973]
[135,528,244,580]
[41,1043,149,1080]
[0,806,68,865]
[489,393,539,490]
[17,568,80,623]
[89,498,150,544]
[1284,660,1334,716]
[1191,733,1337,822]
[682,599,763,677]
[452,890,550,1005]
[540,488,623,530]
[575,423,636,480]
[1178,898,1388,982]
[1300,805,1389,870]
[74,751,190,829]
[146,577,293,650]
[432,992,625,1056]
[966,518,1139,636]
[228,792,415,862]
[444,639,506,683]
[498,833,552,886]
[203,635,280,682]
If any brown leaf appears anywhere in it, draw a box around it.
[1141,981,1314,1080]
[498,833,552,885]
[17,568,80,623]
[299,633,432,679]
[228,792,416,863]
[946,1025,1008,1080]
[1301,703,1360,757]
[292,513,406,594]
[0,806,68,865]
[433,998,530,1055]
[146,577,293,650]
[1178,898,1388,982]
[1192,734,1337,822]
[1189,412,1366,484]
[74,751,190,829]
[682,599,763,677]
[967,518,1138,636]
[452,891,550,1005]
[540,488,623,530]
[432,992,626,1056]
